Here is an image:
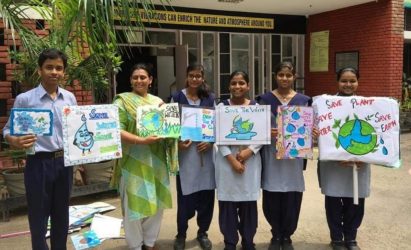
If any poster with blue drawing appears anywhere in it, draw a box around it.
[181,106,215,142]
[136,103,181,138]
[10,108,53,136]
[312,95,400,167]
[62,105,122,166]
[215,105,271,145]
[276,106,314,159]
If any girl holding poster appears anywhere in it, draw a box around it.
[111,63,178,250]
[171,64,215,250]
[318,67,370,250]
[215,71,262,250]
[256,61,312,250]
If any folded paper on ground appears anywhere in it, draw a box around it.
[312,95,400,167]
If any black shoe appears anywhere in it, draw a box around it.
[330,241,347,250]
[268,238,281,250]
[345,240,361,250]
[282,238,294,250]
[197,233,212,250]
[173,236,186,250]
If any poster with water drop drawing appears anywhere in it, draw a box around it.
[181,106,215,142]
[215,105,271,145]
[62,105,122,166]
[136,103,181,138]
[276,106,314,159]
[10,108,53,136]
[312,95,400,168]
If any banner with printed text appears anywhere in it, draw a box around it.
[312,95,400,167]
[215,105,271,145]
[136,103,181,138]
[62,105,122,166]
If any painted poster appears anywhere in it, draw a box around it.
[180,106,215,142]
[312,95,400,167]
[215,105,271,145]
[62,105,122,166]
[276,106,314,159]
[136,103,180,138]
[10,108,53,136]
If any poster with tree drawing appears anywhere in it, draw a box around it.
[215,105,271,145]
[10,108,53,136]
[276,106,314,159]
[136,103,180,138]
[62,105,122,166]
[181,106,215,142]
[312,95,400,167]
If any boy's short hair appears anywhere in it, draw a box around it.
[38,48,68,69]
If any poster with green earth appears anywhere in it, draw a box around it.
[312,95,400,168]
[136,103,181,138]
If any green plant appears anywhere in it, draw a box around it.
[2,0,170,103]
[401,72,411,111]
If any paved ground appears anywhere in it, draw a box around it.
[1,133,410,250]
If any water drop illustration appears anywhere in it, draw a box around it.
[291,111,300,120]
[380,137,384,144]
[297,126,305,135]
[290,148,298,157]
[286,124,296,133]
[382,146,388,155]
[297,138,305,146]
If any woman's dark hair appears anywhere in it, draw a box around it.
[274,61,296,75]
[38,48,68,69]
[337,67,359,81]
[130,63,154,78]
[186,63,210,99]
[229,70,249,84]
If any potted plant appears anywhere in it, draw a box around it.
[1,149,27,197]
[400,73,411,131]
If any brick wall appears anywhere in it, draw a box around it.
[305,0,404,99]
[0,20,93,170]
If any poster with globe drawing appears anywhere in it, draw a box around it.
[181,106,215,142]
[62,105,122,166]
[136,103,180,138]
[312,95,400,168]
[10,108,53,136]
[276,106,314,159]
[215,105,271,145]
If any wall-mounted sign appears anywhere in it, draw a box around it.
[115,8,274,30]
[335,51,359,73]
[310,30,329,72]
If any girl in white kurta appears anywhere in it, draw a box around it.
[215,70,262,250]
[318,67,370,250]
[171,64,215,250]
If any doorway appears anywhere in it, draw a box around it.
[116,45,186,102]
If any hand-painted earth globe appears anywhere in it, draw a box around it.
[141,111,163,132]
[338,119,377,155]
